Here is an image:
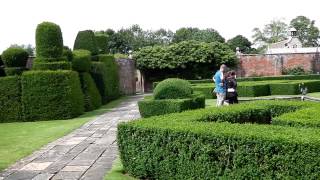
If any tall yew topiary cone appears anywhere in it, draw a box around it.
[33,22,71,70]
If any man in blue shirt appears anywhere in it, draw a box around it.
[213,64,227,107]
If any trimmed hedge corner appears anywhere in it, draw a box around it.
[138,93,205,118]
[21,70,84,120]
[154,78,193,99]
[0,76,22,122]
[79,72,102,111]
[118,100,320,179]
[90,62,109,104]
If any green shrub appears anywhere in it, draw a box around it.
[35,22,63,58]
[154,78,193,99]
[283,66,308,75]
[74,30,99,55]
[1,47,29,67]
[32,61,71,70]
[72,50,91,72]
[4,67,26,76]
[118,101,320,179]
[79,72,102,111]
[21,70,84,120]
[63,46,73,61]
[0,76,22,122]
[98,54,119,100]
[138,94,205,118]
[90,62,109,104]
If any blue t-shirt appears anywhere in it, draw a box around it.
[214,70,225,93]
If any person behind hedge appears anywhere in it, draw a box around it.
[225,71,238,104]
[213,64,227,107]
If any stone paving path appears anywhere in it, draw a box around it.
[0,95,143,180]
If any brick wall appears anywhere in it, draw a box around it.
[237,53,320,77]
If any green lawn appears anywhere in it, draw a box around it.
[105,158,137,180]
[308,92,320,98]
[0,97,127,171]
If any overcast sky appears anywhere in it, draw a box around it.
[0,0,319,52]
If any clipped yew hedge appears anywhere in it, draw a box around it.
[0,76,22,122]
[98,54,119,100]
[118,100,320,179]
[21,70,84,120]
[79,72,102,111]
[153,78,193,100]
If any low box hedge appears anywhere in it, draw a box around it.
[153,74,320,88]
[118,100,320,179]
[21,70,84,120]
[138,93,205,118]
[0,76,22,122]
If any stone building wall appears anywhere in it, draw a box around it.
[116,58,136,95]
[237,53,320,77]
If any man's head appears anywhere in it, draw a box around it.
[220,64,227,73]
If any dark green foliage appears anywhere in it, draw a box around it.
[4,67,26,76]
[227,35,253,53]
[32,61,71,71]
[172,27,225,43]
[98,54,119,100]
[63,46,73,61]
[154,78,193,100]
[118,101,320,179]
[72,50,91,72]
[0,76,22,122]
[237,84,270,97]
[95,34,108,53]
[21,70,84,120]
[138,94,205,118]
[90,62,109,104]
[1,47,29,67]
[79,72,102,111]
[35,22,63,58]
[134,40,236,71]
[73,30,99,55]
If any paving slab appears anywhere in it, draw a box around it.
[0,95,143,180]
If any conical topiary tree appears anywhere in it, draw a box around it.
[73,30,99,56]
[33,22,71,70]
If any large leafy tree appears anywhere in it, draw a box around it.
[172,27,225,43]
[252,19,288,48]
[227,35,253,53]
[290,16,319,47]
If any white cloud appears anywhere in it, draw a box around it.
[0,0,319,52]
